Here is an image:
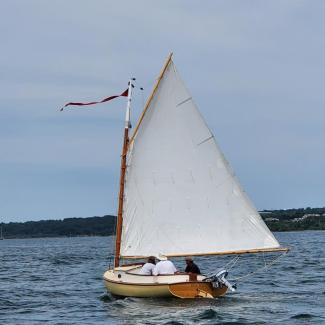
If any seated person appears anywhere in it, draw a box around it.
[184,257,201,274]
[139,256,156,275]
[153,255,177,275]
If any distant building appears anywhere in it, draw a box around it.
[265,217,279,222]
[292,214,321,222]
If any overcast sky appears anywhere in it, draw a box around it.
[1,1,324,222]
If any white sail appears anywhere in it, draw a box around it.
[120,59,280,258]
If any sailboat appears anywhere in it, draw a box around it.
[103,53,288,298]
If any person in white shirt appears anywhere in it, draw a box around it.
[153,255,177,275]
[139,256,156,275]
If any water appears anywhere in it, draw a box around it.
[0,231,324,324]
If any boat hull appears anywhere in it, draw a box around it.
[103,265,227,298]
[169,282,227,298]
[104,278,172,297]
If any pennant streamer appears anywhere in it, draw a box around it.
[60,89,128,111]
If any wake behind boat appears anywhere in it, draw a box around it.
[102,53,288,299]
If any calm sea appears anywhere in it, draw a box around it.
[0,231,324,324]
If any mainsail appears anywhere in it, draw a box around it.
[120,57,280,258]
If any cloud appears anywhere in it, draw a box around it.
[1,0,325,221]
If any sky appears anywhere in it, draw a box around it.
[1,1,324,222]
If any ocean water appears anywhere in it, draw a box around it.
[0,231,324,325]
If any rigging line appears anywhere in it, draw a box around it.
[229,251,287,282]
[205,255,240,278]
[134,77,155,109]
[222,255,239,269]
[133,77,156,94]
[142,77,157,90]
[226,255,240,271]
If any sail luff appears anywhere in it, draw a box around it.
[130,52,173,144]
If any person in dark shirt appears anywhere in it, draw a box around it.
[184,257,201,274]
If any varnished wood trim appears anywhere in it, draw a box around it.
[121,247,290,259]
[114,127,129,267]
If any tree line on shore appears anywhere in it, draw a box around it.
[1,207,324,239]
[261,207,325,231]
[0,215,116,239]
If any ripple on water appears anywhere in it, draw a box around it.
[283,266,296,271]
[300,279,316,284]
[99,293,115,303]
[218,320,252,325]
[291,313,315,319]
[0,233,324,325]
[196,308,218,320]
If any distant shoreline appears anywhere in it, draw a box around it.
[0,215,116,240]
[1,208,324,239]
[1,230,324,241]
[0,234,114,240]
[260,207,325,232]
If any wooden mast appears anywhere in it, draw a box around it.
[114,79,133,268]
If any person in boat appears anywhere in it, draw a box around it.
[184,257,201,274]
[153,254,177,275]
[139,256,156,275]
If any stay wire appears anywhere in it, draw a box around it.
[205,255,240,279]
[224,255,240,271]
[228,251,287,282]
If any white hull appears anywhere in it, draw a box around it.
[103,265,227,298]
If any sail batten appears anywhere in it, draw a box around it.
[120,59,280,258]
